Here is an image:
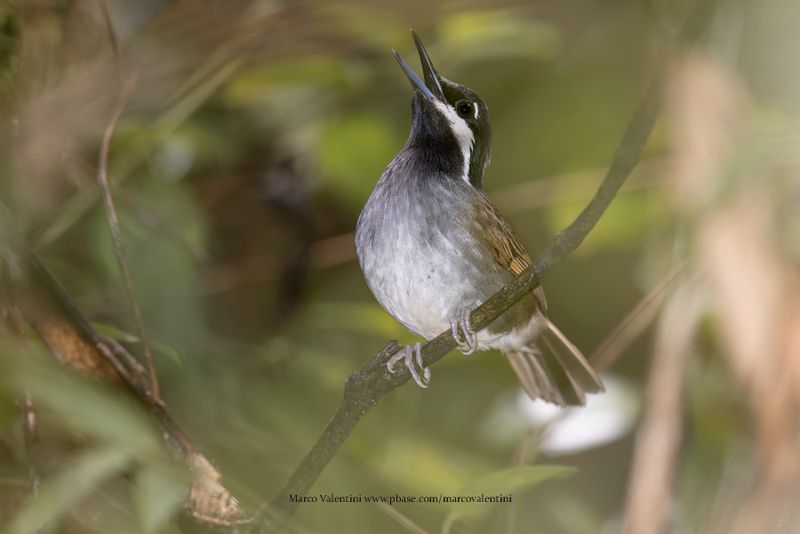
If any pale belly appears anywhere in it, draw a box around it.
[354,166,536,345]
[358,231,545,347]
[364,244,480,339]
[357,214,503,341]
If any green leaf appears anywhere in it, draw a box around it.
[134,462,190,534]
[93,322,184,367]
[7,358,160,455]
[93,322,140,344]
[6,446,132,534]
[441,465,576,534]
[148,339,184,367]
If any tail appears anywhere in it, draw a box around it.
[504,318,604,406]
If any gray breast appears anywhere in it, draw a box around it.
[355,161,509,339]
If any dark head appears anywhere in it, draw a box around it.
[394,31,492,190]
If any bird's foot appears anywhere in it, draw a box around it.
[386,342,431,388]
[450,307,478,355]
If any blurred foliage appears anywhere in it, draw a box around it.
[0,0,798,533]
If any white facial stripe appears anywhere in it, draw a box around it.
[474,105,479,120]
[433,100,474,183]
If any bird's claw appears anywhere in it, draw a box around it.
[386,342,431,388]
[450,307,478,355]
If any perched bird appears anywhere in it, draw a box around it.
[354,31,604,406]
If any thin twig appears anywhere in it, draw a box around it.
[96,0,122,87]
[96,0,119,61]
[96,74,162,403]
[592,265,683,372]
[375,503,430,534]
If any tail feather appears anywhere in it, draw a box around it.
[504,317,604,407]
[506,349,558,401]
[537,346,587,406]
[505,349,540,398]
[541,320,604,393]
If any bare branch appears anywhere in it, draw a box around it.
[592,265,683,372]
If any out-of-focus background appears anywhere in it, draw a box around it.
[1,0,799,532]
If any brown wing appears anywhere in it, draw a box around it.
[473,194,549,314]
[474,197,530,275]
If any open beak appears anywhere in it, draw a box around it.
[393,30,445,102]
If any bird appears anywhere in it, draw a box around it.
[354,31,604,406]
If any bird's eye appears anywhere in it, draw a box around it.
[456,100,474,118]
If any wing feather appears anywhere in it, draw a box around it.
[472,195,530,275]
[472,193,548,313]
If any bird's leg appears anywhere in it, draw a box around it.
[450,307,478,355]
[386,342,431,388]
